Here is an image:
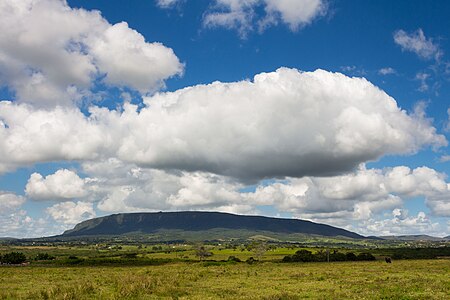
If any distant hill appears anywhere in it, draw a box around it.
[379,235,445,241]
[0,237,18,241]
[62,211,364,240]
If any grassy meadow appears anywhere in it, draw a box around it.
[1,244,449,299]
[1,259,449,299]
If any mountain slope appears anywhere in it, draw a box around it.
[62,211,364,239]
[379,235,445,241]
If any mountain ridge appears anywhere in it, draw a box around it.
[62,211,365,239]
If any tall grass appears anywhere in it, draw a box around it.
[1,259,449,299]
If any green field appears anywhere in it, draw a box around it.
[1,244,449,299]
[0,244,450,299]
[1,259,449,299]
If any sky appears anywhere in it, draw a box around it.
[0,0,450,238]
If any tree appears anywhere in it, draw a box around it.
[252,242,268,260]
[195,244,212,260]
[1,252,27,264]
[345,252,357,261]
[34,253,55,261]
[356,252,376,261]
[291,250,315,262]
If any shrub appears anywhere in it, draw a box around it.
[329,252,347,262]
[1,252,27,264]
[356,252,376,261]
[246,257,256,264]
[345,252,357,261]
[291,250,315,262]
[121,253,138,259]
[227,256,241,262]
[282,250,376,263]
[35,253,56,261]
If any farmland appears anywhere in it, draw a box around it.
[1,244,449,299]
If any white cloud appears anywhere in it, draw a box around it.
[362,210,441,237]
[41,162,450,232]
[0,101,110,170]
[25,169,89,201]
[80,159,248,213]
[89,22,183,93]
[415,72,430,92]
[0,191,26,214]
[0,68,446,180]
[126,68,445,179]
[393,29,442,61]
[246,165,450,220]
[203,0,326,37]
[262,0,327,31]
[0,0,183,107]
[445,108,450,132]
[440,155,450,162]
[0,191,58,238]
[46,201,95,225]
[378,67,396,75]
[156,0,184,9]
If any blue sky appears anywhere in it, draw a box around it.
[0,0,449,237]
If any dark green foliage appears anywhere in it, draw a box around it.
[227,255,241,262]
[246,257,256,264]
[121,253,138,259]
[1,252,27,264]
[282,255,292,262]
[291,250,315,262]
[282,249,376,263]
[356,252,376,261]
[34,253,55,261]
[388,247,450,260]
[345,252,357,261]
[329,251,347,262]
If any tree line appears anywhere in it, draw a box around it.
[282,249,376,262]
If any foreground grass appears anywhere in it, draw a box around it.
[1,259,449,299]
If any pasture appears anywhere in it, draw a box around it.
[0,244,449,299]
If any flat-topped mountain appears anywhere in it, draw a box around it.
[62,211,364,239]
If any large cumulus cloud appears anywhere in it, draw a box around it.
[109,68,447,180]
[0,0,183,106]
[0,68,446,180]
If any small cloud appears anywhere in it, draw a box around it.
[393,29,442,61]
[446,108,450,132]
[440,155,450,162]
[155,0,184,9]
[340,65,356,72]
[340,65,366,76]
[378,67,396,75]
[415,72,430,92]
[203,0,327,39]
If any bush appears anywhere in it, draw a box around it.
[246,257,256,264]
[356,252,376,261]
[1,252,27,264]
[227,256,241,262]
[282,250,376,263]
[345,252,357,261]
[121,253,138,259]
[329,252,347,262]
[291,250,315,262]
[35,253,55,261]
